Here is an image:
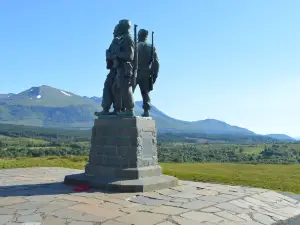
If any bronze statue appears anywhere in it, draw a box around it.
[135,29,159,117]
[112,19,136,117]
[95,24,121,116]
[96,20,161,118]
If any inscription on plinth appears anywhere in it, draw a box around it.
[141,131,154,159]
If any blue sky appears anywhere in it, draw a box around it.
[0,0,299,136]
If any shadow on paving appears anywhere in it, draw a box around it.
[279,192,300,201]
[274,214,300,225]
[0,181,115,197]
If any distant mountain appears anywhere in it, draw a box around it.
[2,85,98,107]
[136,102,254,135]
[0,85,292,140]
[0,93,15,99]
[265,134,295,141]
[83,96,102,104]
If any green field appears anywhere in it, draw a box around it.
[162,163,300,193]
[0,156,88,170]
[1,156,300,194]
[243,144,265,154]
[0,134,50,146]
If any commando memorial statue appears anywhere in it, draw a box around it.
[114,19,136,117]
[135,29,160,117]
[95,24,121,116]
[95,19,136,117]
[64,19,177,192]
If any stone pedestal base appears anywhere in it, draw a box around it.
[64,116,178,192]
[64,173,178,192]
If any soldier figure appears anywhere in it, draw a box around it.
[95,24,121,116]
[136,29,159,117]
[112,19,135,117]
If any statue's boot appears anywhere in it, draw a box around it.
[120,110,135,117]
[110,109,121,116]
[94,108,110,116]
[141,110,150,117]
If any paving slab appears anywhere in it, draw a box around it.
[101,220,131,225]
[201,206,223,213]
[149,205,190,215]
[116,211,168,225]
[41,216,67,225]
[171,216,205,225]
[181,211,228,223]
[16,213,43,223]
[0,167,300,225]
[156,221,176,225]
[0,215,14,225]
[69,203,126,219]
[215,211,246,222]
[49,207,106,222]
[252,212,276,225]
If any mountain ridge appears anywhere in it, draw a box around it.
[0,85,294,140]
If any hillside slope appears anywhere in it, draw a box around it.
[266,134,295,141]
[137,102,254,135]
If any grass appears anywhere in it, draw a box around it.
[1,157,300,194]
[0,135,49,146]
[0,135,11,139]
[161,163,300,194]
[243,144,265,154]
[0,156,88,170]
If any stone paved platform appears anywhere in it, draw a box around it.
[1,168,300,225]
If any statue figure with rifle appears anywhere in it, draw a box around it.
[134,28,160,117]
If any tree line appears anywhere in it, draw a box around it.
[1,123,300,164]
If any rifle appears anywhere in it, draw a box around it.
[132,24,138,92]
[149,31,154,91]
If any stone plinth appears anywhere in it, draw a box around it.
[64,116,178,192]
